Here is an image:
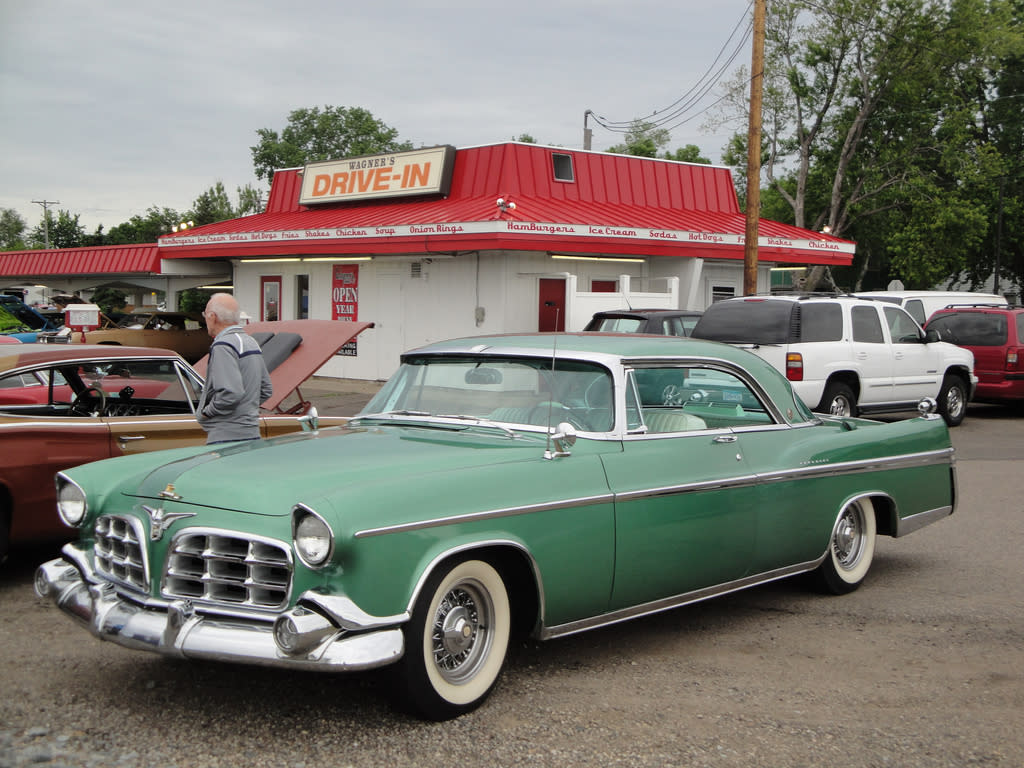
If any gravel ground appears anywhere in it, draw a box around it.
[2,402,1022,767]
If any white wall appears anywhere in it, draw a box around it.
[235,252,774,382]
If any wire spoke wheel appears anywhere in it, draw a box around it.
[398,559,510,720]
[814,498,876,594]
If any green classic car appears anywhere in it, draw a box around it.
[36,334,956,720]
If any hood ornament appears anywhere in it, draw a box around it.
[159,483,182,500]
[142,504,196,541]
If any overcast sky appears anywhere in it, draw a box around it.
[1,1,754,236]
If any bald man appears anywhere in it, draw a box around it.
[197,293,272,444]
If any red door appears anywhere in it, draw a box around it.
[261,276,282,321]
[538,278,566,331]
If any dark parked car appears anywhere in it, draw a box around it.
[926,304,1024,405]
[583,309,703,336]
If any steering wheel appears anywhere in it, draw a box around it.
[662,384,684,406]
[529,401,587,430]
[71,385,107,416]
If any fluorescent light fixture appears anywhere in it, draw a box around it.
[198,285,234,290]
[301,256,373,262]
[550,254,646,264]
[240,257,301,263]
[770,267,808,272]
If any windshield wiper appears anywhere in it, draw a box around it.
[437,414,517,438]
[360,409,432,418]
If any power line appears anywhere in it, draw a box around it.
[588,2,754,136]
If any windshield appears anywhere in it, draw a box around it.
[359,356,615,432]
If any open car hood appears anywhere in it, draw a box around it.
[193,319,374,411]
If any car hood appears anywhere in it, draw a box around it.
[116,422,553,516]
[193,319,374,410]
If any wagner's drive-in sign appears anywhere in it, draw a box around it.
[299,146,456,205]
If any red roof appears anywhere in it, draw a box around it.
[160,143,853,266]
[0,244,161,278]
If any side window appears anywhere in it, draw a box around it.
[629,365,771,433]
[884,306,924,343]
[904,299,927,325]
[0,366,69,407]
[852,306,885,343]
[800,303,843,342]
[663,317,685,336]
[625,372,644,432]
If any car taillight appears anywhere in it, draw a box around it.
[1007,348,1020,371]
[786,352,803,381]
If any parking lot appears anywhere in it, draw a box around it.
[2,400,1022,768]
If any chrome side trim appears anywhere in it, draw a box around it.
[894,505,954,537]
[356,448,953,538]
[614,474,760,503]
[758,447,954,484]
[355,493,615,538]
[540,557,825,641]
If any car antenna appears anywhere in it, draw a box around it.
[545,310,560,458]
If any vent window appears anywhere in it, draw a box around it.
[552,153,575,182]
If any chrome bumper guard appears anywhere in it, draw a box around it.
[35,547,406,673]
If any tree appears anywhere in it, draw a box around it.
[191,181,236,226]
[0,208,27,250]
[716,0,1018,291]
[663,145,712,164]
[178,288,215,314]
[91,287,127,316]
[106,207,184,245]
[607,120,671,157]
[30,209,86,249]
[236,183,265,217]
[250,106,413,182]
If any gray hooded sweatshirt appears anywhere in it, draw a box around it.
[197,325,272,443]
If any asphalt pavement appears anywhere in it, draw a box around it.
[299,376,383,417]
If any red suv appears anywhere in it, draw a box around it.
[926,304,1024,404]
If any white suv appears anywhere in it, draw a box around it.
[691,295,977,426]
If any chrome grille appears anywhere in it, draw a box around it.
[94,515,148,591]
[163,530,292,609]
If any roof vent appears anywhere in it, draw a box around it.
[552,153,575,182]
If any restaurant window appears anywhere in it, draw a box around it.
[296,274,309,319]
[552,153,575,182]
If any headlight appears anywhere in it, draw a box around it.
[293,506,333,568]
[55,474,88,527]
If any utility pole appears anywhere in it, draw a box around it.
[743,0,766,296]
[994,177,1004,296]
[583,110,593,151]
[32,199,60,249]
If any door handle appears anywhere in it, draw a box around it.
[117,435,146,442]
[713,435,738,444]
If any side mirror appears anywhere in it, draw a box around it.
[924,328,941,343]
[544,422,577,459]
[299,406,320,433]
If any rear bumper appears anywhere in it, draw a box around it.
[973,376,1024,402]
[35,547,405,673]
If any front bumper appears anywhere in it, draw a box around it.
[35,546,406,673]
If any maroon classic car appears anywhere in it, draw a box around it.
[0,320,372,562]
